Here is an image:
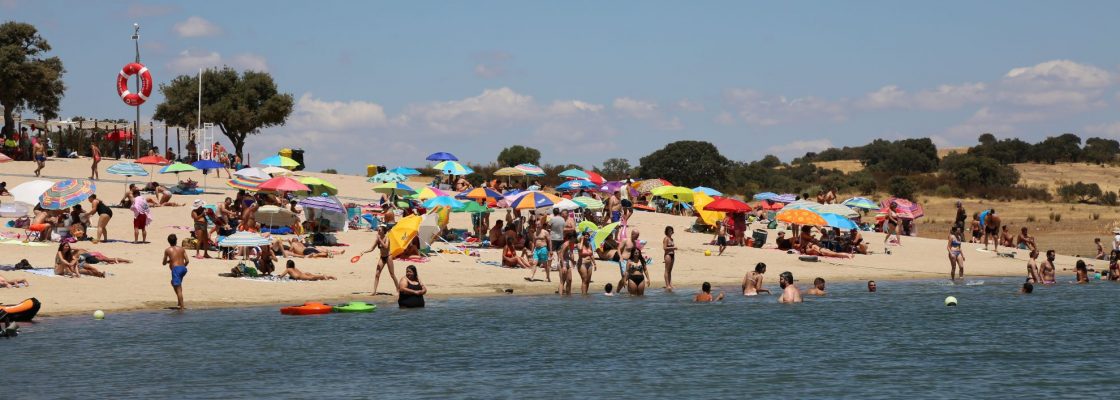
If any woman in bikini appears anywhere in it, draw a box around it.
[89,142,101,180]
[625,246,650,296]
[557,231,576,295]
[800,226,854,259]
[84,194,112,243]
[948,226,965,281]
[361,225,399,295]
[577,231,595,295]
[663,226,677,291]
[55,241,105,278]
[278,259,336,281]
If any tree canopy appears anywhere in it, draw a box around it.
[153,67,293,158]
[0,22,66,137]
[638,140,730,188]
[597,157,633,180]
[496,145,541,167]
[939,153,1020,189]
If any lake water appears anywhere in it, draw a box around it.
[7,278,1119,399]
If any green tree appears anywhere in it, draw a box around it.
[153,67,293,158]
[1057,181,1102,203]
[939,153,1020,189]
[598,158,632,179]
[757,154,783,169]
[1029,133,1082,164]
[496,145,541,167]
[638,140,730,188]
[0,22,66,137]
[887,176,917,199]
[1082,137,1120,164]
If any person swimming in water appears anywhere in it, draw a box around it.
[805,277,826,296]
[742,262,770,296]
[778,271,802,303]
[693,282,725,302]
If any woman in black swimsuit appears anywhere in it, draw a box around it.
[398,265,426,308]
[361,225,397,295]
[663,225,676,291]
[85,194,112,243]
[625,247,650,296]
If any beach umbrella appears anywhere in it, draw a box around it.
[218,231,272,248]
[299,195,346,214]
[227,175,267,191]
[577,220,598,234]
[693,192,725,227]
[159,162,198,175]
[559,169,590,180]
[259,155,299,168]
[425,152,458,162]
[415,186,454,200]
[369,171,407,183]
[572,196,604,210]
[262,166,293,176]
[389,215,422,257]
[773,193,798,203]
[509,191,562,210]
[842,197,878,210]
[755,200,784,211]
[191,159,223,171]
[433,160,473,175]
[105,129,132,141]
[298,177,338,196]
[454,200,491,214]
[136,155,170,165]
[816,204,859,218]
[820,213,858,230]
[255,205,299,227]
[234,167,269,180]
[423,196,465,209]
[258,176,310,192]
[692,186,722,197]
[600,181,638,197]
[634,178,669,194]
[106,162,148,177]
[11,180,55,206]
[776,209,827,226]
[494,167,526,177]
[556,180,596,192]
[590,222,620,251]
[389,166,420,176]
[514,163,545,176]
[883,197,921,219]
[753,192,779,201]
[555,198,582,211]
[651,185,694,203]
[372,182,417,196]
[703,197,752,213]
[583,170,605,185]
[461,187,504,201]
[0,153,11,163]
[39,179,96,210]
[783,200,821,211]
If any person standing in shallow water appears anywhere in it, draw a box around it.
[162,234,189,310]
[663,226,677,291]
[778,271,802,303]
[398,265,427,308]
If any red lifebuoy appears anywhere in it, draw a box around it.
[116,62,153,106]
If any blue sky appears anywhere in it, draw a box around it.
[5,0,1120,173]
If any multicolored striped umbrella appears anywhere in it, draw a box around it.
[584,170,605,185]
[372,182,417,196]
[842,197,879,210]
[558,169,590,179]
[106,162,148,177]
[433,160,473,175]
[509,191,562,210]
[227,175,268,191]
[298,195,346,214]
[415,186,454,200]
[494,167,526,177]
[259,155,299,168]
[218,231,272,248]
[556,180,596,192]
[776,209,827,226]
[572,196,604,210]
[369,171,407,183]
[258,176,310,192]
[39,179,96,210]
[634,178,670,194]
[461,187,504,200]
[816,204,859,218]
[514,163,545,176]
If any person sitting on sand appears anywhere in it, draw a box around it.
[999,225,1014,248]
[255,241,278,276]
[805,277,827,296]
[694,282,725,302]
[800,226,854,259]
[277,259,335,281]
[30,206,58,242]
[502,239,533,269]
[778,271,802,304]
[1016,227,1036,252]
[1040,250,1056,284]
[488,220,506,248]
[0,274,29,288]
[0,181,9,196]
[1095,238,1106,260]
[775,231,793,251]
[55,241,105,278]
[849,228,868,254]
[742,262,770,296]
[281,237,344,258]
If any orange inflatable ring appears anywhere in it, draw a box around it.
[280,302,333,315]
[2,298,41,322]
[116,62,153,106]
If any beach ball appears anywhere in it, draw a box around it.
[704,250,712,256]
[944,296,958,307]
[93,310,105,320]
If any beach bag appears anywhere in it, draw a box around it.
[181,238,198,250]
[231,262,259,278]
[13,217,30,229]
[767,220,778,230]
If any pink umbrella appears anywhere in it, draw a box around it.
[258,176,310,192]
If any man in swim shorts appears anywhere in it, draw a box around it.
[161,234,189,310]
[1039,250,1056,284]
[608,190,622,223]
[32,134,45,177]
[526,225,552,282]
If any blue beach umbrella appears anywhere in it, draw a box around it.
[433,161,473,175]
[842,197,879,210]
[423,196,465,209]
[107,162,148,177]
[191,159,224,171]
[369,171,407,183]
[389,167,420,176]
[556,180,596,191]
[820,213,858,230]
[558,169,590,179]
[426,152,458,162]
[692,186,722,196]
[753,192,778,201]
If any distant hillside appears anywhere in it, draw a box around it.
[1014,162,1120,193]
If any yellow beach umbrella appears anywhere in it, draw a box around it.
[389,215,422,258]
[693,192,725,227]
[298,177,338,196]
[494,167,526,177]
[776,209,827,226]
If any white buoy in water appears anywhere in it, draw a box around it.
[944,296,958,307]
[93,310,105,320]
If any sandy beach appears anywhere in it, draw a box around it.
[0,157,1095,316]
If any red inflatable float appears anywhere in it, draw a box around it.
[280,302,333,316]
[116,62,153,106]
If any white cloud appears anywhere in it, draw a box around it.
[766,139,834,156]
[859,85,907,109]
[230,53,269,71]
[290,93,388,131]
[1004,59,1112,89]
[401,87,606,134]
[1085,122,1120,137]
[167,50,221,73]
[722,88,845,126]
[714,111,735,126]
[612,97,658,118]
[174,16,222,38]
[858,83,985,110]
[676,99,705,112]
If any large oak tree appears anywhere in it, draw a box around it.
[0,22,66,137]
[153,67,293,158]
